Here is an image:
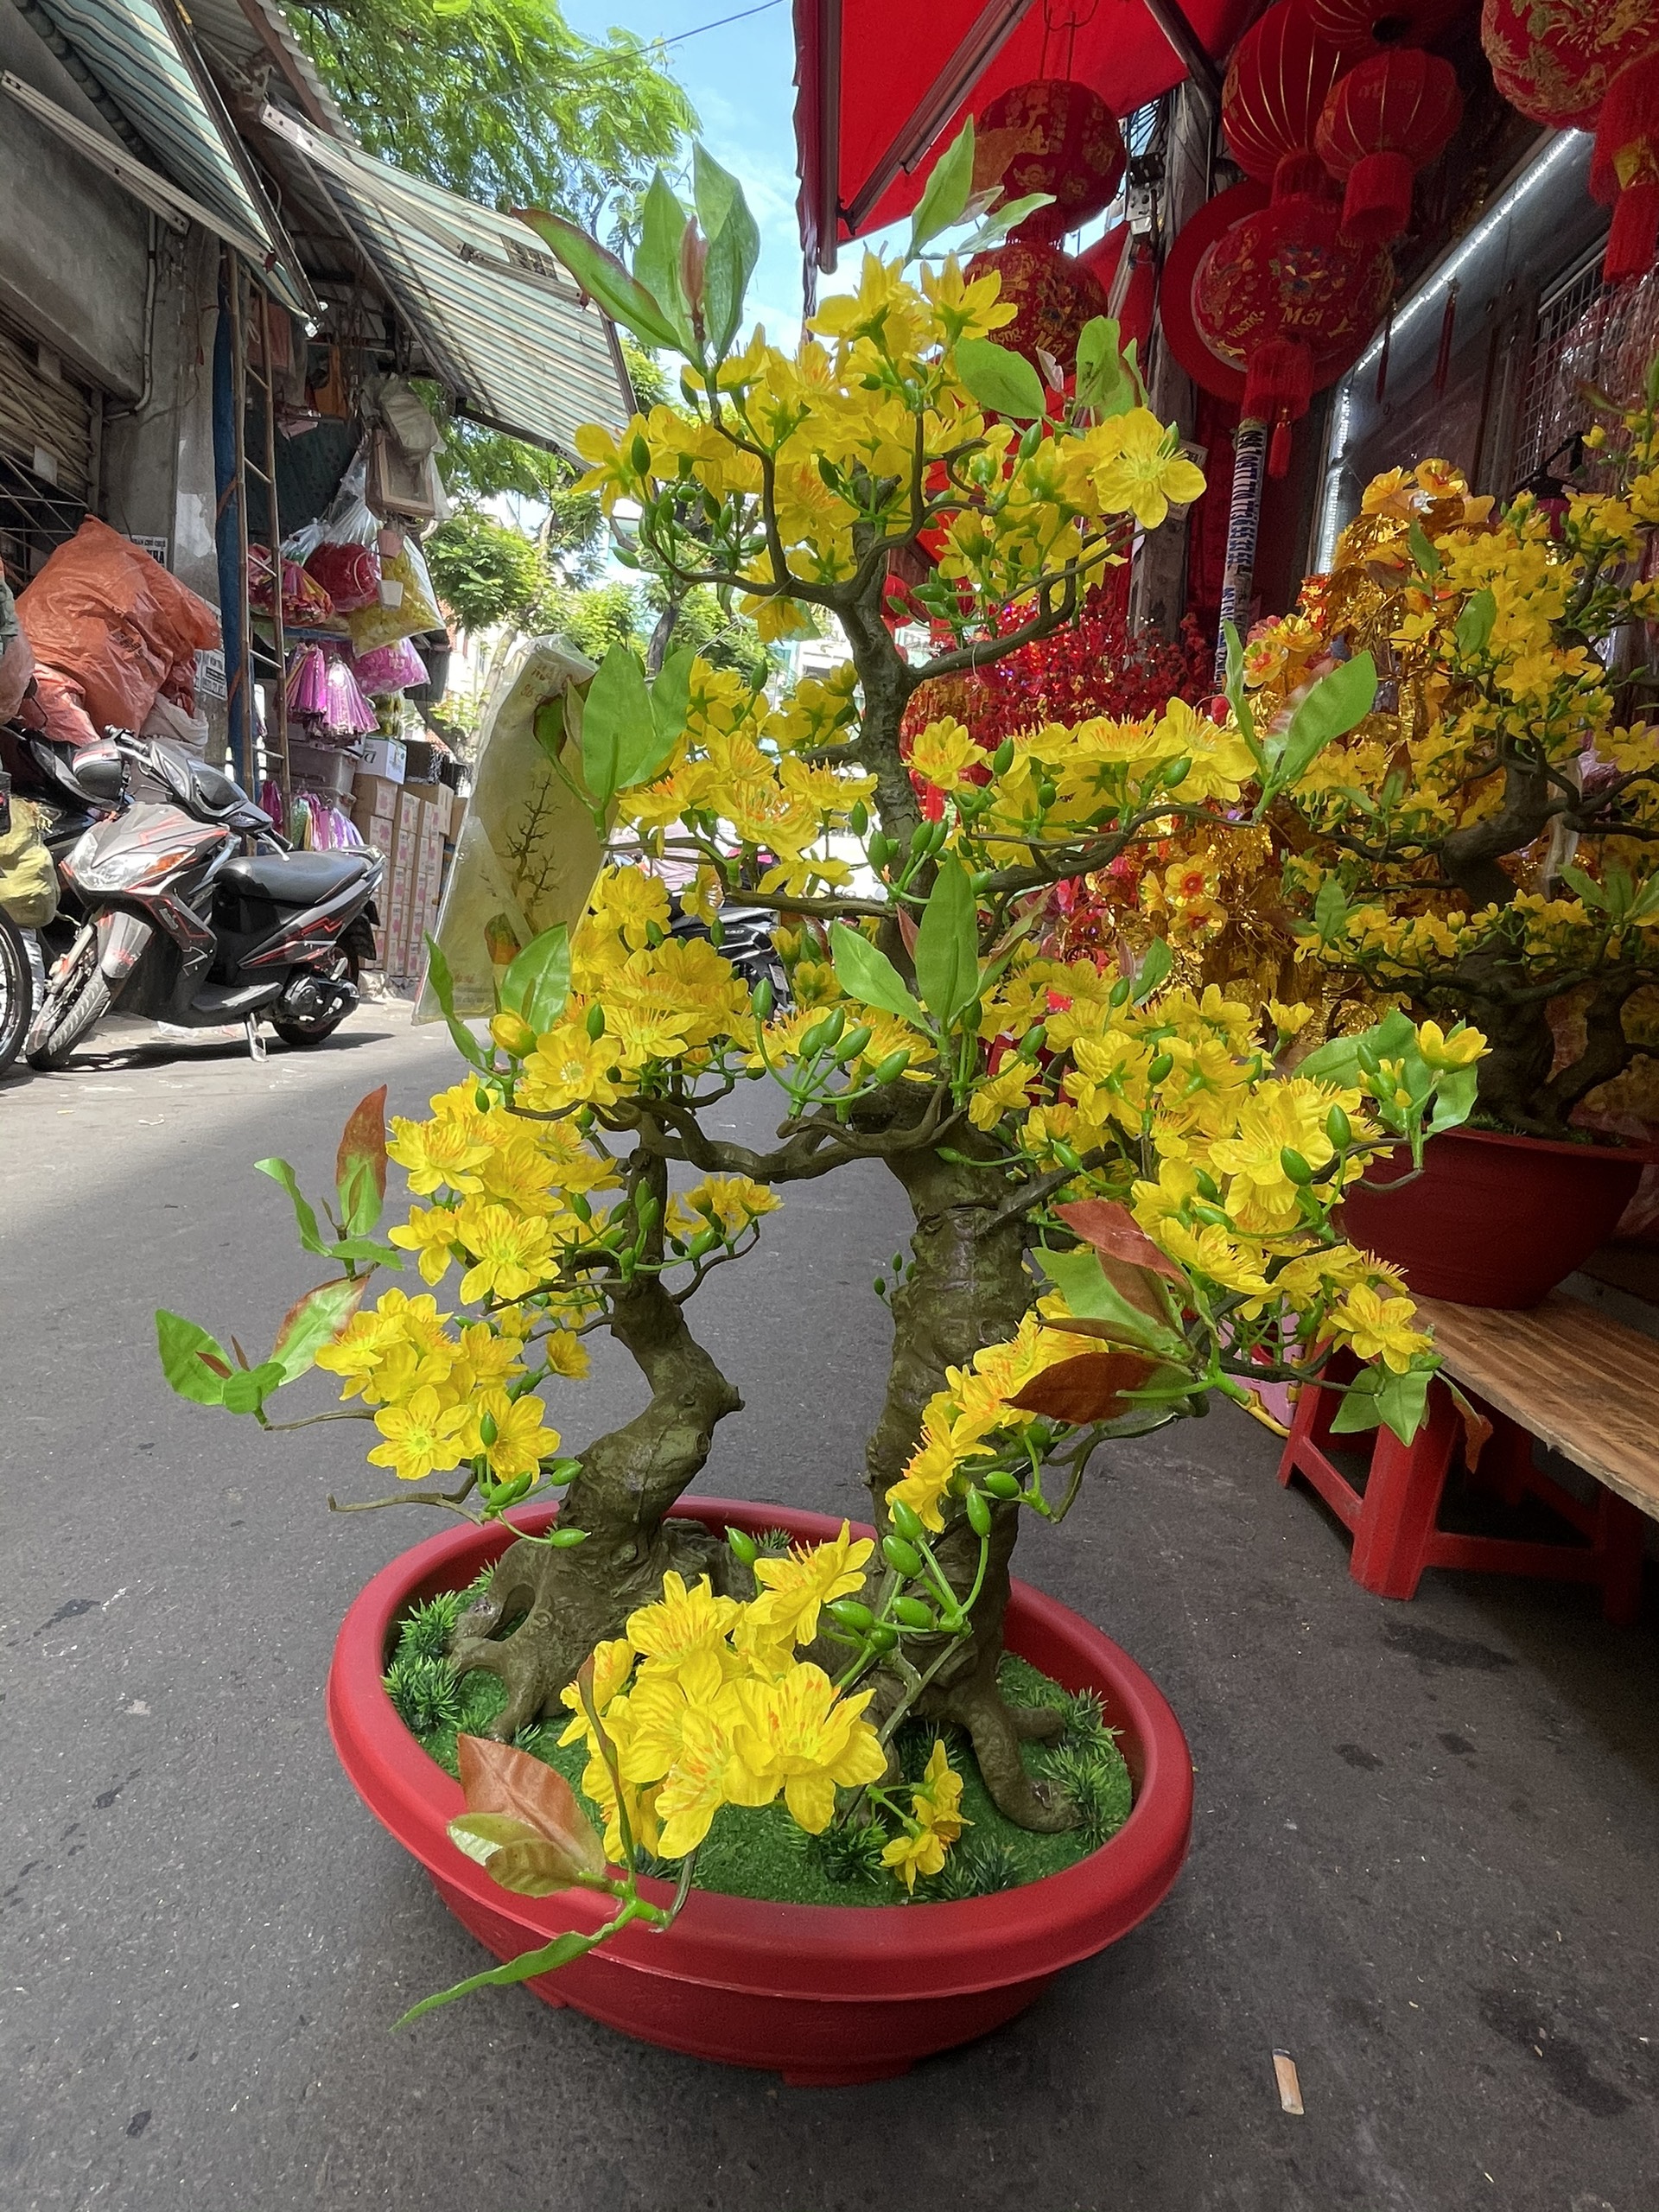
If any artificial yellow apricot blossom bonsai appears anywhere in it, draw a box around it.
[158,130,1486,2012]
[1249,429,1659,1136]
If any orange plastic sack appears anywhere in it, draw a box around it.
[18,518,219,735]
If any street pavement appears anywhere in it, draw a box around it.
[2,1004,1656,2210]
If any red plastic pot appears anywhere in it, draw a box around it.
[328,1497,1193,2085]
[1340,1126,1647,1307]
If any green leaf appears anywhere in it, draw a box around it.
[395,1926,602,2028]
[908,118,976,257]
[513,208,681,353]
[1559,861,1608,912]
[327,1236,404,1268]
[1132,937,1173,1005]
[912,857,980,1029]
[1328,1368,1382,1434]
[1035,1245,1185,1358]
[424,936,490,1070]
[1454,588,1497,658]
[221,1361,284,1417]
[531,693,566,766]
[254,1157,327,1255]
[270,1276,370,1384]
[1273,652,1376,788]
[693,147,759,358]
[1376,1363,1433,1446]
[1407,519,1440,576]
[952,337,1048,422]
[1221,620,1260,763]
[957,193,1054,254]
[1294,1031,1363,1087]
[632,170,692,348]
[1425,1063,1480,1136]
[1312,874,1350,945]
[156,1310,232,1405]
[1075,316,1134,416]
[499,924,572,1035]
[649,644,696,754]
[335,1085,389,1240]
[829,921,927,1029]
[582,643,677,807]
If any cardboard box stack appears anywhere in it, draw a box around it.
[349,752,454,992]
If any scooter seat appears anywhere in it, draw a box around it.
[221,849,372,905]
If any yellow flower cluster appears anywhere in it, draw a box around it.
[556,1531,895,1860]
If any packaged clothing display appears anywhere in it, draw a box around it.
[350,635,426,694]
[287,643,377,736]
[304,538,380,613]
[258,783,365,852]
[17,518,219,737]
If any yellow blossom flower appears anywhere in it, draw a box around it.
[366,1385,469,1483]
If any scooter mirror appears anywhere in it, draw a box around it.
[70,742,126,803]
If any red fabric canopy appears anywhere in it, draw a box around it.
[793,0,1257,299]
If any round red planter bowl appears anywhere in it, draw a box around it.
[1340,1126,1646,1307]
[328,1498,1193,2086]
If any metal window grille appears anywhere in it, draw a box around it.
[1512,255,1659,486]
[0,451,88,594]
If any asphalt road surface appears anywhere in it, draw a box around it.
[2,1003,1656,2210]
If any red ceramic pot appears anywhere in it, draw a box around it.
[328,1497,1193,2086]
[1340,1126,1648,1307]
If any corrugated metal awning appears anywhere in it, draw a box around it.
[260,105,632,458]
[20,0,304,301]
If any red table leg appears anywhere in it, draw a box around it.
[1348,1379,1461,1600]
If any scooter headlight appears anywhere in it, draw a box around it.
[72,842,199,893]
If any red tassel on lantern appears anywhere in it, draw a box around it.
[1268,415,1296,476]
[1316,49,1463,245]
[1243,334,1316,426]
[1592,50,1659,283]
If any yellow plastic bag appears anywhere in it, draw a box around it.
[344,539,440,656]
[0,797,60,927]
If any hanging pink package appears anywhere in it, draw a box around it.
[351,635,426,693]
[320,651,378,736]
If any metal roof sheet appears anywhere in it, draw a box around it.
[22,0,297,284]
[260,105,632,458]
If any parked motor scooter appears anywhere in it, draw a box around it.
[24,729,383,1070]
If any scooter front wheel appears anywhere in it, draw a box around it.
[25,932,111,1070]
[0,912,32,1076]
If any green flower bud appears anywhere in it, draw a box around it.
[1325,1104,1352,1148]
[479,1409,499,1447]
[1052,1141,1084,1171]
[881,1534,923,1579]
[1018,1023,1047,1059]
[751,976,774,1024]
[982,1471,1023,1500]
[868,1622,899,1652]
[966,1489,994,1537]
[548,1526,589,1548]
[993,739,1016,776]
[628,433,652,476]
[827,1597,874,1634]
[888,1497,924,1541]
[849,800,868,836]
[1109,976,1132,1007]
[799,1016,832,1057]
[1163,754,1192,790]
[869,1049,911,1084]
[893,1595,938,1630]
[726,1526,759,1567]
[836,1022,874,1063]
[1280,1147,1315,1185]
[1147,1052,1174,1084]
[586,1002,606,1040]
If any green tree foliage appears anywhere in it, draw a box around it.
[288,0,696,234]
[423,511,554,635]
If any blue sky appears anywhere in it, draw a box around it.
[562,0,815,344]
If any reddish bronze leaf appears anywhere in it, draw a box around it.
[456,1734,606,1878]
[1446,1382,1493,1472]
[335,1084,389,1235]
[1054,1198,1184,1284]
[1008,1350,1159,1425]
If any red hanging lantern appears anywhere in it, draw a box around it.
[966,238,1108,371]
[1316,48,1463,245]
[1480,0,1659,130]
[1222,0,1376,181]
[1192,161,1393,474]
[1305,0,1459,46]
[1592,50,1659,280]
[973,79,1127,243]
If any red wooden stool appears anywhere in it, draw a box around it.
[1278,1365,1649,1623]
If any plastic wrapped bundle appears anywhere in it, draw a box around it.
[320,652,378,736]
[351,635,427,694]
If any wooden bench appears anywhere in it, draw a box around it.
[1276,1292,1659,1623]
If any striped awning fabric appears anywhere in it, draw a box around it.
[22,0,301,297]
[260,105,632,459]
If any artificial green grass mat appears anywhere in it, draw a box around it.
[399,1619,1133,1906]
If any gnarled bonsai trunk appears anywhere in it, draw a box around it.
[449,1274,743,1737]
[861,1145,1072,1832]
